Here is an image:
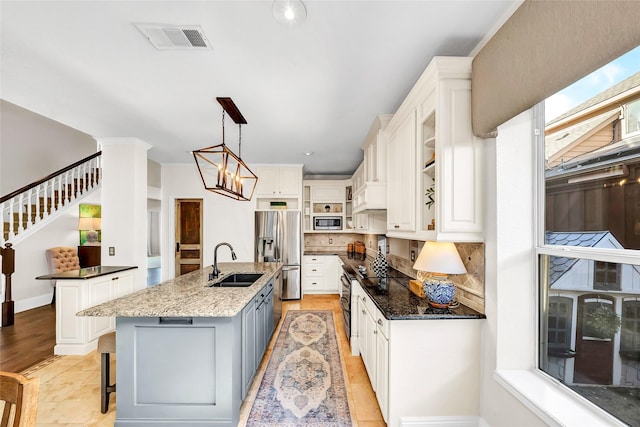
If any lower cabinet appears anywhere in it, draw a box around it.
[241,278,276,398]
[241,299,257,397]
[352,282,482,427]
[302,254,341,294]
[116,315,243,426]
[56,269,134,355]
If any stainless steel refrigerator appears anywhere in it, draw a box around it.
[255,210,301,300]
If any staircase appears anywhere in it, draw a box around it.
[1,152,102,246]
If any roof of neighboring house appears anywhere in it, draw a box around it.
[545,231,611,284]
[545,110,619,164]
[547,71,640,126]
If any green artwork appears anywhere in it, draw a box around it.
[79,204,102,245]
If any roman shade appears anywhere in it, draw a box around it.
[472,0,640,138]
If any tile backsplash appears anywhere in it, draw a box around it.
[386,241,485,314]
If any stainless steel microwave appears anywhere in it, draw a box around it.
[314,216,342,230]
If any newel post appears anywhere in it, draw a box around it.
[1,242,15,326]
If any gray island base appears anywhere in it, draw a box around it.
[78,262,282,427]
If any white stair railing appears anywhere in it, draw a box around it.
[1,152,102,246]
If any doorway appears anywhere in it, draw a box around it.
[574,294,615,384]
[175,199,203,276]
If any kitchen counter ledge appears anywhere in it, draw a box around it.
[313,251,486,320]
[78,262,282,318]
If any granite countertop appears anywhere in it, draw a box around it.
[36,265,138,280]
[325,251,486,320]
[77,262,282,318]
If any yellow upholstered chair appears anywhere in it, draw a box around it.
[0,371,39,427]
[45,246,80,304]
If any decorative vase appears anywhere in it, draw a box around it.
[371,249,388,278]
[423,279,456,308]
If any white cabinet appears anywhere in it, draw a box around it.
[302,255,340,294]
[354,283,389,422]
[351,283,482,427]
[254,166,302,197]
[302,180,348,233]
[352,115,392,214]
[353,211,386,234]
[56,268,135,355]
[386,111,416,232]
[386,56,483,241]
[311,184,343,201]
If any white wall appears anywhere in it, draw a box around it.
[0,100,96,195]
[161,164,257,280]
[479,110,545,425]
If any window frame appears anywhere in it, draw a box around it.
[535,101,640,420]
[623,98,640,138]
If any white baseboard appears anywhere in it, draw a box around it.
[54,340,97,356]
[14,293,53,313]
[401,416,485,427]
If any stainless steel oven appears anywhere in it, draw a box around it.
[340,265,356,340]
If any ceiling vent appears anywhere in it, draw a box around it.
[135,23,211,50]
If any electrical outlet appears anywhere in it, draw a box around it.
[109,247,115,256]
[329,238,333,244]
[411,250,416,261]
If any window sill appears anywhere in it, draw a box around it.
[494,369,627,427]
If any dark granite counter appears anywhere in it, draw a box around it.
[304,251,485,320]
[36,265,138,280]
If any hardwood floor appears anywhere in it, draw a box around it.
[0,303,56,373]
[9,295,385,426]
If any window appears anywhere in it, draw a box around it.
[594,261,620,291]
[539,48,640,426]
[621,299,640,360]
[547,296,573,356]
[625,98,640,136]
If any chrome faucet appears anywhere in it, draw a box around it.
[212,242,237,279]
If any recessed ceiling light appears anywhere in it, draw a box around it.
[304,152,314,156]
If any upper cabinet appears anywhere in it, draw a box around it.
[352,115,392,214]
[253,165,303,210]
[303,180,348,233]
[385,57,483,242]
[386,112,416,232]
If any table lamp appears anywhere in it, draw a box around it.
[79,217,101,245]
[412,241,466,308]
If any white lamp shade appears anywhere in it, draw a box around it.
[78,217,101,231]
[412,241,467,275]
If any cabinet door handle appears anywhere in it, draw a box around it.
[111,277,119,281]
[377,319,383,325]
[176,242,180,252]
[394,225,400,229]
[374,329,377,335]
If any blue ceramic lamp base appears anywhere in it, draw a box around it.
[422,275,456,308]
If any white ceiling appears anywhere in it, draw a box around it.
[0,1,516,175]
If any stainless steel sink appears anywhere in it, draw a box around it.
[208,273,263,287]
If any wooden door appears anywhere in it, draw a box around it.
[574,294,615,384]
[175,199,203,276]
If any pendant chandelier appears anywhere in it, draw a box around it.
[193,97,258,201]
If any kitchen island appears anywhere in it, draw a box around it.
[79,262,282,427]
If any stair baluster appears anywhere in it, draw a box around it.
[1,152,102,246]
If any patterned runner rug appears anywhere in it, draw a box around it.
[246,310,352,426]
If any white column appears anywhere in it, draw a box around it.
[97,137,150,292]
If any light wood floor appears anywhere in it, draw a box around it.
[19,294,385,426]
